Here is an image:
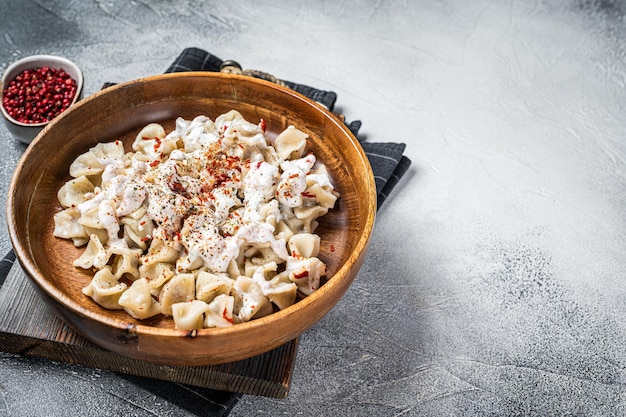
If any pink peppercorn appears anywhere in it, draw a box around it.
[2,66,77,124]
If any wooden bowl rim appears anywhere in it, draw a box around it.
[7,71,377,340]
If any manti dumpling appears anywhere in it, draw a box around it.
[118,278,161,319]
[82,266,126,310]
[54,111,340,329]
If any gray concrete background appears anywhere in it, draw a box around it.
[2,1,626,416]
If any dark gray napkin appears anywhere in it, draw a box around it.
[0,249,15,286]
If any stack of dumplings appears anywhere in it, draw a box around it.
[53,110,339,329]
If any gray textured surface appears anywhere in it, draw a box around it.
[2,0,626,416]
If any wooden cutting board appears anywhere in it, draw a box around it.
[0,262,298,398]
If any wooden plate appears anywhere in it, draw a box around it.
[7,72,376,366]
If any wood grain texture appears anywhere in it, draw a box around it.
[0,262,297,398]
[7,72,377,366]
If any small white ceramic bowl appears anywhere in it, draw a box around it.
[1,55,83,144]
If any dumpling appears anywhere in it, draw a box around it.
[215,109,244,131]
[242,160,279,210]
[121,206,153,250]
[99,199,127,250]
[159,273,196,316]
[294,205,328,233]
[142,237,180,266]
[257,200,281,227]
[82,226,109,245]
[172,300,210,330]
[69,141,125,178]
[276,168,306,208]
[179,115,219,152]
[57,175,95,208]
[233,276,270,322]
[195,271,234,304]
[287,233,320,258]
[274,126,307,160]
[274,219,295,241]
[132,123,166,158]
[250,265,297,311]
[139,262,175,297]
[226,116,266,150]
[243,246,285,273]
[110,246,142,280]
[73,234,110,269]
[116,183,146,217]
[264,272,297,310]
[82,266,127,310]
[118,278,161,319]
[233,222,290,261]
[53,207,88,246]
[287,256,326,295]
[204,294,235,328]
[76,200,103,229]
[306,164,335,190]
[303,182,338,209]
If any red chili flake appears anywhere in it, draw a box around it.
[301,191,316,198]
[329,244,335,252]
[288,173,299,179]
[169,178,190,198]
[140,236,151,242]
[214,172,229,185]
[259,118,266,132]
[222,307,234,324]
[149,160,159,167]
[174,231,182,241]
[140,220,146,226]
[293,270,309,279]
[153,137,162,152]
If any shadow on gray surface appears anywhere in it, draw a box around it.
[119,373,242,417]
